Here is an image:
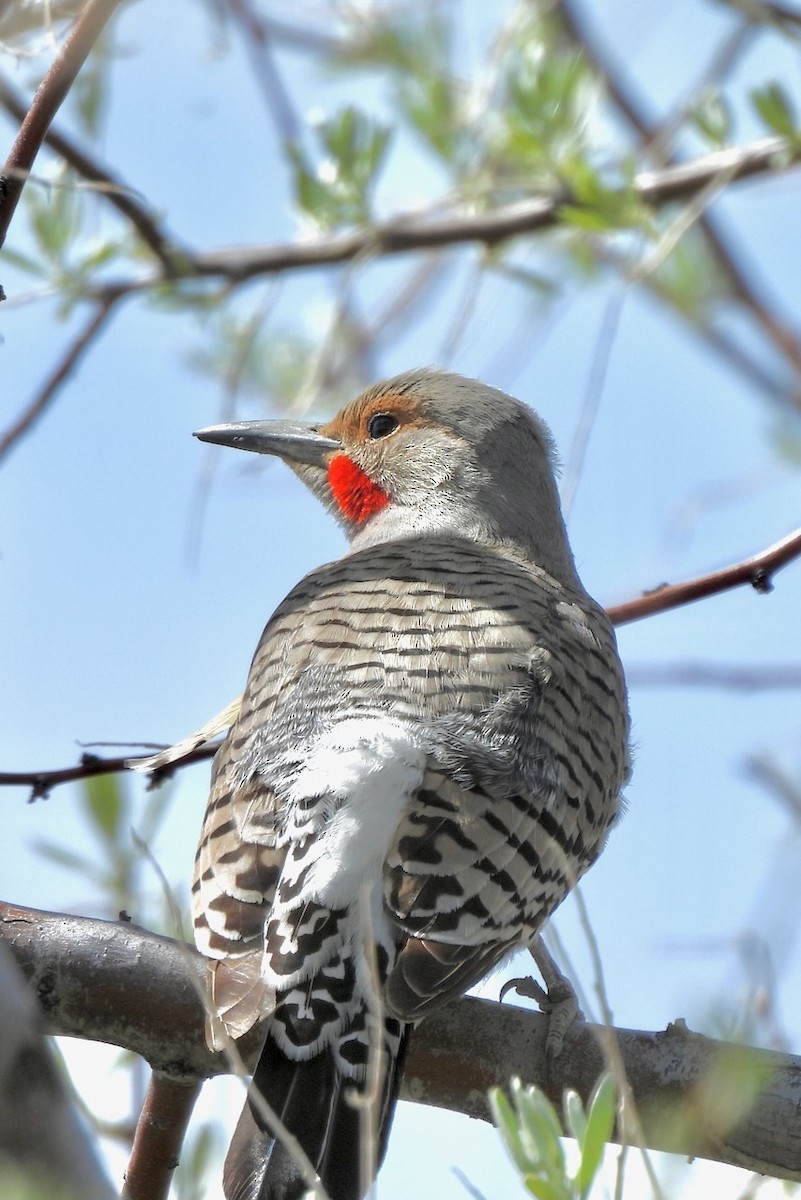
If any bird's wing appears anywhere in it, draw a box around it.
[192,730,288,1045]
[380,555,630,1021]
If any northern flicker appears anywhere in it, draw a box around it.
[192,369,630,1200]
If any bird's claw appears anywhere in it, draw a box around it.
[501,937,583,1058]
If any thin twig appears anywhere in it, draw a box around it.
[719,0,801,36]
[0,293,121,463]
[2,527,800,796]
[626,663,801,689]
[0,741,219,800]
[607,524,801,625]
[570,886,667,1200]
[745,755,801,821]
[233,9,343,55]
[120,1075,202,1200]
[61,133,801,303]
[227,0,302,145]
[555,0,801,404]
[0,0,125,250]
[0,71,180,270]
[561,289,625,519]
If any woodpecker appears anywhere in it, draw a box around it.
[192,369,630,1200]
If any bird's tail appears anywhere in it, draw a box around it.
[223,1018,409,1200]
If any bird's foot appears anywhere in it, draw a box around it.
[499,936,583,1058]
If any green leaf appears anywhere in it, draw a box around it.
[575,1073,616,1198]
[563,1088,587,1145]
[78,239,123,274]
[287,107,391,230]
[489,1086,532,1175]
[71,39,111,139]
[512,1078,565,1173]
[750,82,799,140]
[689,88,733,147]
[0,246,47,277]
[523,1174,572,1200]
[26,175,81,265]
[31,838,96,875]
[83,772,126,843]
[174,1120,221,1200]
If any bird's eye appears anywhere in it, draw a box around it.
[367,412,399,440]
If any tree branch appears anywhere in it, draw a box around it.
[555,0,801,407]
[0,0,126,251]
[2,524,799,796]
[0,293,122,464]
[626,662,801,689]
[0,937,114,1200]
[0,741,217,800]
[2,901,801,1181]
[120,1074,202,1200]
[55,133,799,303]
[606,523,801,625]
[0,71,181,271]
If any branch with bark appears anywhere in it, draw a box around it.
[3,901,801,1189]
[2,521,799,799]
[0,0,126,253]
[0,935,114,1199]
[554,0,801,407]
[88,135,801,297]
[0,292,123,463]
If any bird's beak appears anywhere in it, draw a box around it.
[194,420,341,467]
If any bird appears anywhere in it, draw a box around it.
[191,368,630,1200]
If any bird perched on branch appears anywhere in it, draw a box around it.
[192,369,630,1200]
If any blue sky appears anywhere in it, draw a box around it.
[2,1,801,1197]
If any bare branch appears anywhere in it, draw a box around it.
[121,1075,202,1200]
[0,0,126,251]
[52,133,800,304]
[0,741,218,799]
[745,755,801,821]
[554,0,801,407]
[227,0,302,145]
[719,0,801,36]
[0,937,114,1200]
[0,72,181,271]
[3,901,801,1181]
[2,526,800,796]
[626,663,801,689]
[607,524,801,625]
[0,294,122,464]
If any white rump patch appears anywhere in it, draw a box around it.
[288,717,426,909]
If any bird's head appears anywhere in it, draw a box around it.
[196,369,577,581]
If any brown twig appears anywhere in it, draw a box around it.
[554,0,801,406]
[0,741,218,800]
[626,662,801,689]
[721,0,801,35]
[745,755,801,821]
[2,526,799,796]
[121,1075,202,1200]
[0,0,126,251]
[227,0,302,145]
[607,524,801,625]
[0,293,122,463]
[4,901,801,1181]
[56,132,799,304]
[226,7,343,55]
[0,937,115,1199]
[0,71,180,271]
